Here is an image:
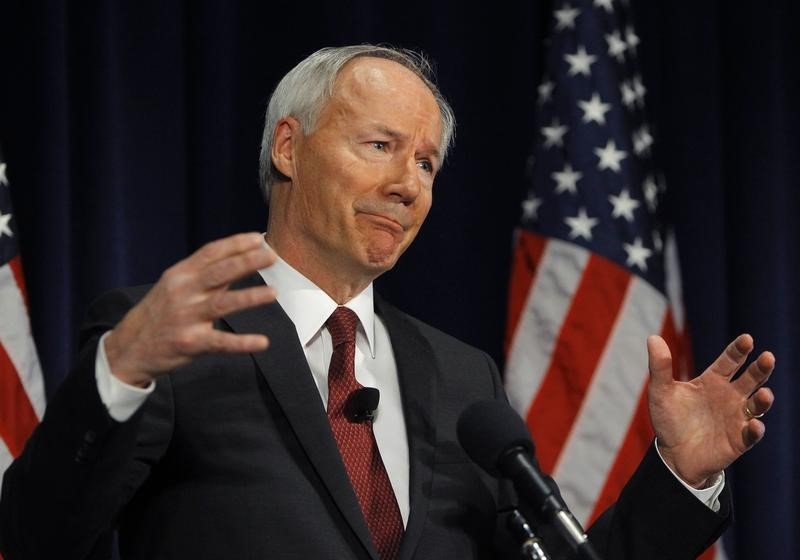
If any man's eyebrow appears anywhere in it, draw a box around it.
[373,125,406,140]
[373,125,441,160]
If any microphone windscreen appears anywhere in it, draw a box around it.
[457,400,535,476]
[356,387,380,411]
[345,387,380,422]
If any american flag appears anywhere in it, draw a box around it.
[503,1,723,558]
[0,147,46,492]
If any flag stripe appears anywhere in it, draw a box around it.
[709,543,728,560]
[505,235,589,416]
[0,264,46,419]
[0,150,46,541]
[504,230,547,355]
[0,341,39,456]
[664,232,685,333]
[585,309,679,525]
[9,256,29,309]
[0,436,13,492]
[525,254,631,474]
[587,378,652,525]
[664,233,694,380]
[552,276,666,523]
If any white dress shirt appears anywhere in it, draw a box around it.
[94,244,722,522]
[255,247,410,525]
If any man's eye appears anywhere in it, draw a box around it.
[370,141,387,151]
[417,160,433,173]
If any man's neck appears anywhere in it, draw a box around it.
[264,234,374,305]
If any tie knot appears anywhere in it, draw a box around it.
[326,306,359,347]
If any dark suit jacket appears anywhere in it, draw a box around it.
[0,275,731,559]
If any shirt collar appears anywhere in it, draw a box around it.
[257,241,376,358]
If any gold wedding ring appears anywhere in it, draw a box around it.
[743,403,765,420]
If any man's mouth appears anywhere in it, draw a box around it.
[360,212,406,234]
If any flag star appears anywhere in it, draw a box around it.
[554,5,581,30]
[594,0,614,13]
[564,46,597,77]
[542,118,568,148]
[632,75,646,106]
[643,175,659,212]
[632,124,654,156]
[552,163,583,194]
[625,26,641,55]
[594,140,627,172]
[0,163,7,186]
[608,188,641,222]
[623,237,652,271]
[565,207,599,241]
[652,229,663,253]
[538,80,555,104]
[578,93,612,125]
[606,31,627,62]
[620,80,637,109]
[0,211,13,238]
[522,195,543,221]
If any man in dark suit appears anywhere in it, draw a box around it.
[0,45,775,559]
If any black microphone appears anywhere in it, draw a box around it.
[345,387,380,423]
[457,400,603,560]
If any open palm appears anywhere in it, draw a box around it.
[647,334,775,487]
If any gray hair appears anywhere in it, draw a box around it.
[258,44,456,201]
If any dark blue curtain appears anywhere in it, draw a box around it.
[1,1,796,558]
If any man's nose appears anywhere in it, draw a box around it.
[384,156,421,205]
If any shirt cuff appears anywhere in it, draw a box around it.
[655,439,725,513]
[95,331,155,422]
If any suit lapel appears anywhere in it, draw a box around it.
[221,274,378,560]
[376,298,439,560]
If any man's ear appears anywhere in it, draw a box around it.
[271,117,301,181]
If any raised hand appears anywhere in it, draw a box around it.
[104,233,277,387]
[647,334,775,488]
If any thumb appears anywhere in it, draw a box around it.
[647,335,674,389]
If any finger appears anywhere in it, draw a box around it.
[200,246,276,290]
[706,334,753,378]
[205,330,270,354]
[744,386,775,417]
[191,232,267,267]
[157,234,270,295]
[742,418,767,449]
[732,350,775,396]
[203,285,277,319]
[647,335,674,389]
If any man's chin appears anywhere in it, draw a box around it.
[364,244,404,273]
[365,254,400,273]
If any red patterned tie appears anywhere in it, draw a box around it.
[326,306,404,560]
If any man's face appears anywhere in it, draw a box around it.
[278,57,442,281]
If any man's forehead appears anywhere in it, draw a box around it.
[315,56,443,155]
[333,57,435,103]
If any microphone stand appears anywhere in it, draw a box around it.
[507,509,551,560]
[503,451,603,560]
